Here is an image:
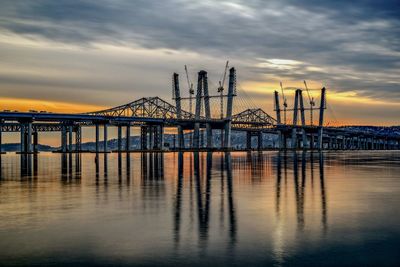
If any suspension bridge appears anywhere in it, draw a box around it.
[0,67,399,154]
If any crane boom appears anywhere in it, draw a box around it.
[222,61,229,89]
[218,61,229,118]
[280,82,288,124]
[185,65,194,114]
[304,80,313,103]
[280,82,286,101]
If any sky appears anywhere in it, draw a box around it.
[0,0,400,129]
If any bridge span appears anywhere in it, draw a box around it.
[0,67,399,153]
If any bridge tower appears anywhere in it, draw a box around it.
[317,87,326,150]
[291,89,300,149]
[224,67,236,149]
[298,90,308,149]
[173,73,185,149]
[274,90,285,149]
[202,71,213,148]
[193,71,203,148]
[193,70,213,149]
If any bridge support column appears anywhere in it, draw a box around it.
[277,132,283,150]
[0,124,2,153]
[33,131,38,153]
[200,129,205,148]
[219,129,224,148]
[20,124,25,153]
[246,132,252,150]
[141,126,147,150]
[117,125,122,152]
[95,124,99,153]
[26,122,32,153]
[61,125,67,153]
[283,133,287,150]
[189,131,194,148]
[194,125,200,149]
[126,125,131,151]
[149,126,154,149]
[68,126,73,152]
[103,124,108,152]
[310,134,315,150]
[177,126,184,149]
[75,126,81,152]
[258,132,263,150]
[159,125,164,150]
[153,125,162,150]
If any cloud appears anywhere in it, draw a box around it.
[0,0,399,124]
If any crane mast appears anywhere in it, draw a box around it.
[185,65,194,114]
[218,61,229,119]
[304,80,315,126]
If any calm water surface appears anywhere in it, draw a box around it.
[0,151,399,266]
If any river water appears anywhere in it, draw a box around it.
[0,151,399,266]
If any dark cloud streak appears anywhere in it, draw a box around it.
[0,0,399,104]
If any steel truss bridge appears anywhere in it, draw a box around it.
[0,67,399,153]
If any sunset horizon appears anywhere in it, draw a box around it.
[1,1,399,267]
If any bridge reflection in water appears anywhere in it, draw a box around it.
[3,151,328,237]
[1,151,400,266]
[0,151,335,265]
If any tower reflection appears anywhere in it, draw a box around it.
[275,151,328,233]
[173,152,237,251]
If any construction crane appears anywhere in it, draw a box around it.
[217,61,229,119]
[304,80,315,126]
[280,82,288,124]
[185,65,194,114]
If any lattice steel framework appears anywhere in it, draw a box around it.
[85,97,195,119]
[232,108,277,128]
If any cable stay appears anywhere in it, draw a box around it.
[217,61,229,118]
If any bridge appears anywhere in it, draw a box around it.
[0,67,399,154]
